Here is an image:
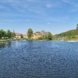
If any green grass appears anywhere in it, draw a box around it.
[0,39,6,42]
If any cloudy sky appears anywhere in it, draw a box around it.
[0,0,78,34]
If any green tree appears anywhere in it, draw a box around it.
[38,37,43,40]
[7,30,12,38]
[21,34,23,39]
[0,29,6,39]
[27,28,33,38]
[47,32,52,40]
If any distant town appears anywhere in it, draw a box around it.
[15,30,51,40]
[0,28,52,42]
[0,25,78,42]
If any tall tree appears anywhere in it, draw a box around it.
[7,30,12,38]
[21,34,23,38]
[0,29,6,39]
[47,32,52,40]
[27,28,33,38]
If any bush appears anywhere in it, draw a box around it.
[26,38,33,41]
[38,37,43,40]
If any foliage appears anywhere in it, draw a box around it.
[38,37,43,40]
[0,29,7,38]
[0,28,53,41]
[26,38,33,41]
[47,32,52,40]
[0,29,13,39]
[55,29,78,40]
[0,39,6,42]
[27,28,33,38]
[38,32,52,40]
[21,34,23,38]
[7,30,12,38]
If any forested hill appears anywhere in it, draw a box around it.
[57,29,78,36]
[54,29,78,40]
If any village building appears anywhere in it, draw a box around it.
[23,34,28,39]
[41,30,49,38]
[32,32,42,40]
[15,33,21,39]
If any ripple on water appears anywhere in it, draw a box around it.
[0,41,78,78]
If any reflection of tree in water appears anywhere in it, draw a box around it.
[0,43,6,49]
[7,41,11,47]
[0,41,11,49]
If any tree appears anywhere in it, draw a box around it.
[47,32,52,40]
[27,28,33,38]
[21,34,23,38]
[7,30,12,38]
[0,29,6,39]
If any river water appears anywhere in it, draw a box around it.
[0,41,78,78]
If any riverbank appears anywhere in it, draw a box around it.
[0,39,12,43]
[67,40,78,42]
[52,39,78,42]
[0,39,78,43]
[0,40,6,43]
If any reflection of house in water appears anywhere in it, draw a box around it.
[0,43,6,49]
[32,32,42,40]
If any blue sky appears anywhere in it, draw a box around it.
[0,0,78,35]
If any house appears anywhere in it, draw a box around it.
[32,32,42,39]
[15,33,21,39]
[41,30,49,38]
[23,34,28,39]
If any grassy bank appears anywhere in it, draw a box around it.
[0,39,6,42]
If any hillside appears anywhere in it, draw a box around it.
[53,29,78,41]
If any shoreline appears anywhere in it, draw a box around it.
[0,39,78,43]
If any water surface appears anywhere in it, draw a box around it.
[0,41,78,78]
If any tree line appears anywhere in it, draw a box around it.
[0,29,15,39]
[0,28,53,40]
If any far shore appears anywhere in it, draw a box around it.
[0,39,78,43]
[67,40,78,42]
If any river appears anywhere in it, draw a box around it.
[0,41,78,78]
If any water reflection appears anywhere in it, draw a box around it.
[0,43,6,49]
[7,41,11,47]
[0,41,11,49]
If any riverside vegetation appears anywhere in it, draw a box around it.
[0,24,78,42]
[0,28,53,42]
[53,24,78,41]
